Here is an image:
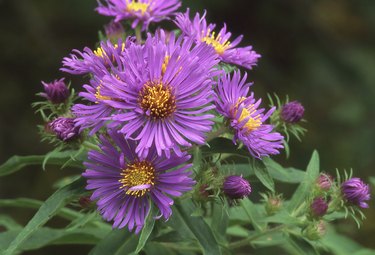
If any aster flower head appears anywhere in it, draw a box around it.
[175,9,261,69]
[41,78,70,104]
[223,175,251,199]
[341,177,370,208]
[97,0,181,31]
[49,117,80,141]
[215,71,284,158]
[61,38,131,77]
[82,129,195,233]
[310,197,328,217]
[281,100,305,123]
[100,30,220,157]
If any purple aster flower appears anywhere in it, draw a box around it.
[175,9,261,69]
[223,175,251,199]
[40,78,70,104]
[341,177,370,208]
[310,197,328,217]
[215,71,284,158]
[61,39,131,77]
[72,77,121,135]
[316,173,333,191]
[99,31,219,157]
[96,0,181,31]
[49,117,80,141]
[281,100,305,123]
[82,129,194,233]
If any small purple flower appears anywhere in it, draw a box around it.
[104,21,125,41]
[82,129,195,233]
[223,175,251,199]
[49,117,80,141]
[175,9,261,69]
[97,0,181,31]
[310,197,328,217]
[41,78,70,104]
[316,173,333,191]
[341,178,370,208]
[215,71,284,158]
[281,101,305,123]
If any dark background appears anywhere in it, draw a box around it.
[0,0,374,254]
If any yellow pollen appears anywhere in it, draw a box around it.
[139,81,176,119]
[234,97,262,133]
[201,29,231,55]
[95,85,111,101]
[126,0,150,14]
[119,161,155,197]
[94,47,106,58]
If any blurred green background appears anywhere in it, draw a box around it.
[0,0,374,254]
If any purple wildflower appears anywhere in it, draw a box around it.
[341,177,370,208]
[175,9,261,69]
[96,0,181,31]
[99,31,219,157]
[49,117,80,141]
[82,129,195,233]
[41,78,70,104]
[215,71,284,158]
[223,175,251,199]
[281,101,305,123]
[310,197,328,217]
[61,39,131,77]
[104,21,125,41]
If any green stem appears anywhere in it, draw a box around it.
[206,125,229,143]
[229,225,286,249]
[159,242,202,252]
[135,25,142,43]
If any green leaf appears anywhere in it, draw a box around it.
[239,198,266,232]
[202,137,247,156]
[263,158,305,183]
[134,206,156,254]
[219,163,254,177]
[2,178,86,255]
[169,199,221,255]
[0,152,84,177]
[211,202,228,245]
[89,228,139,255]
[253,160,275,192]
[288,151,320,211]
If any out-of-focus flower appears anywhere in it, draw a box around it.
[341,178,370,208]
[215,71,284,158]
[104,21,125,41]
[41,78,70,104]
[82,129,194,233]
[223,175,251,199]
[303,220,327,241]
[48,117,80,141]
[97,0,181,31]
[175,9,260,69]
[280,101,305,123]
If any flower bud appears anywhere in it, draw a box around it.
[316,173,333,191]
[310,197,328,217]
[48,117,80,141]
[302,220,327,240]
[341,178,370,208]
[104,21,125,41]
[265,194,283,215]
[79,196,93,208]
[41,78,70,104]
[223,175,251,199]
[281,101,304,123]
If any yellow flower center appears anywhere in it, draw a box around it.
[95,85,111,101]
[94,47,106,58]
[119,161,155,197]
[126,0,150,14]
[201,29,231,55]
[139,81,176,119]
[234,97,262,133]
